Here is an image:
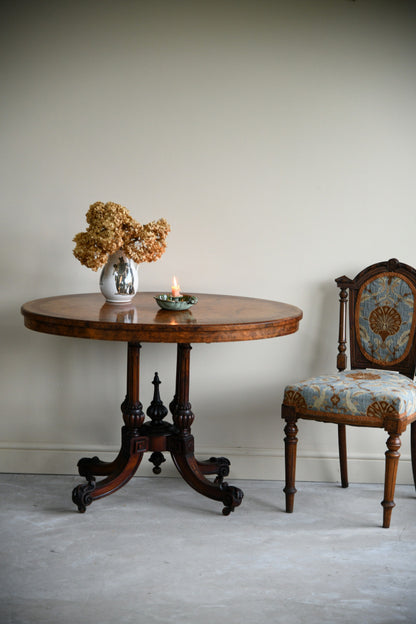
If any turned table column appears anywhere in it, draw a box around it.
[72,342,148,512]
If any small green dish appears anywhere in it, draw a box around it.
[154,294,198,311]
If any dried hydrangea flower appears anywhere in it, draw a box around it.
[124,218,171,264]
[73,202,170,271]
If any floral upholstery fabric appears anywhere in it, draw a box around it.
[356,273,416,366]
[283,370,416,426]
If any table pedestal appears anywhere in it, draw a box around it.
[72,342,244,515]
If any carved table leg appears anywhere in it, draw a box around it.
[169,343,244,514]
[169,347,231,485]
[72,342,146,512]
[197,457,231,484]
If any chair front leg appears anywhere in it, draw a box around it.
[381,432,401,529]
[283,407,298,513]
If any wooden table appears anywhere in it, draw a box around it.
[21,292,302,515]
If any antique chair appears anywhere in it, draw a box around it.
[282,258,416,528]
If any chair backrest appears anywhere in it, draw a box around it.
[336,259,416,379]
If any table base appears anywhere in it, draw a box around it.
[72,343,244,515]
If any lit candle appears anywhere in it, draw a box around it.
[171,276,181,298]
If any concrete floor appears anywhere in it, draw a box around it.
[0,474,415,624]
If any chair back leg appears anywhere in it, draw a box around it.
[381,432,401,528]
[337,424,349,488]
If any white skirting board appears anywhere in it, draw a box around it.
[0,443,413,484]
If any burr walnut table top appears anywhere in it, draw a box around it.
[21,292,302,344]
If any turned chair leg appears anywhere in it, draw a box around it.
[338,424,348,488]
[411,421,416,491]
[283,415,298,513]
[381,432,401,529]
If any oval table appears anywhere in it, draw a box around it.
[21,292,302,515]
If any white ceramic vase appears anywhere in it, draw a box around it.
[99,250,138,304]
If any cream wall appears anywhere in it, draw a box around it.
[1,0,416,484]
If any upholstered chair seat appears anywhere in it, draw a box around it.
[284,370,416,427]
[282,259,416,528]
